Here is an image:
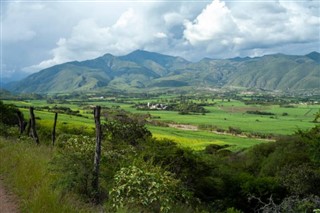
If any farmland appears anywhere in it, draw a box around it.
[3,93,319,150]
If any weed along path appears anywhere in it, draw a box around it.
[0,179,19,213]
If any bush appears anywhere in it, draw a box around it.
[103,112,151,146]
[51,135,96,198]
[246,110,275,116]
[0,101,19,126]
[0,122,18,138]
[228,127,242,135]
[279,196,320,212]
[226,207,243,213]
[109,163,192,213]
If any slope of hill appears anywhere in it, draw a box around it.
[8,50,320,93]
[225,54,320,91]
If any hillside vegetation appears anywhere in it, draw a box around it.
[1,100,320,212]
[8,50,320,93]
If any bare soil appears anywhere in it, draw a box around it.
[168,124,198,131]
[0,179,19,213]
[168,123,275,142]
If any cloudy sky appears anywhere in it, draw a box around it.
[1,0,319,81]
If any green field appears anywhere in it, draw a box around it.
[149,125,267,151]
[4,98,319,150]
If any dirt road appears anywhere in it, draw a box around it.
[0,179,19,213]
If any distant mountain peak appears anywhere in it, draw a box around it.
[119,49,189,67]
[230,56,251,62]
[102,53,114,57]
[306,51,320,63]
[123,49,171,59]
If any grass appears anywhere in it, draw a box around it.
[149,125,269,151]
[80,99,317,135]
[0,137,96,213]
[19,108,95,136]
[4,99,318,150]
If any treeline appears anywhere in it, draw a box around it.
[1,100,320,212]
[246,110,275,116]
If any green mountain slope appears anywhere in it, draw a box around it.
[225,54,320,91]
[8,50,320,93]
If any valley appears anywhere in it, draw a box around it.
[1,50,319,213]
[1,85,320,213]
[3,92,319,150]
[2,1,320,212]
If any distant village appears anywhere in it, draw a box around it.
[136,102,168,110]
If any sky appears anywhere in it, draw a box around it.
[1,0,320,82]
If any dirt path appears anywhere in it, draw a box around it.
[168,124,198,131]
[0,179,19,213]
[168,123,275,142]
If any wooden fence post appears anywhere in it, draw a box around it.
[52,112,58,146]
[29,107,39,144]
[16,111,27,135]
[26,119,31,136]
[92,106,102,203]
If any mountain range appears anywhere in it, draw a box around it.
[7,50,320,94]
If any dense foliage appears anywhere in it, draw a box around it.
[51,114,320,212]
[1,101,320,212]
[0,100,22,137]
[102,109,151,146]
[110,164,191,212]
[51,135,96,197]
[0,100,20,126]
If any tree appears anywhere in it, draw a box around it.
[103,111,151,146]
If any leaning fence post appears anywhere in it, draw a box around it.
[29,107,39,144]
[52,112,58,146]
[92,106,102,203]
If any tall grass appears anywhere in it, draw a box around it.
[0,137,96,213]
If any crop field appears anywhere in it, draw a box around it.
[4,97,319,150]
[149,125,267,151]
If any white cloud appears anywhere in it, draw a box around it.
[183,0,320,58]
[2,0,319,76]
[154,32,167,39]
[163,12,184,27]
[25,7,166,71]
[2,3,41,42]
[184,0,238,45]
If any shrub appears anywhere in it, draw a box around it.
[51,135,96,198]
[103,112,151,146]
[0,122,18,138]
[0,100,19,126]
[278,164,320,196]
[246,110,275,116]
[226,207,243,213]
[228,127,242,135]
[109,163,192,213]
